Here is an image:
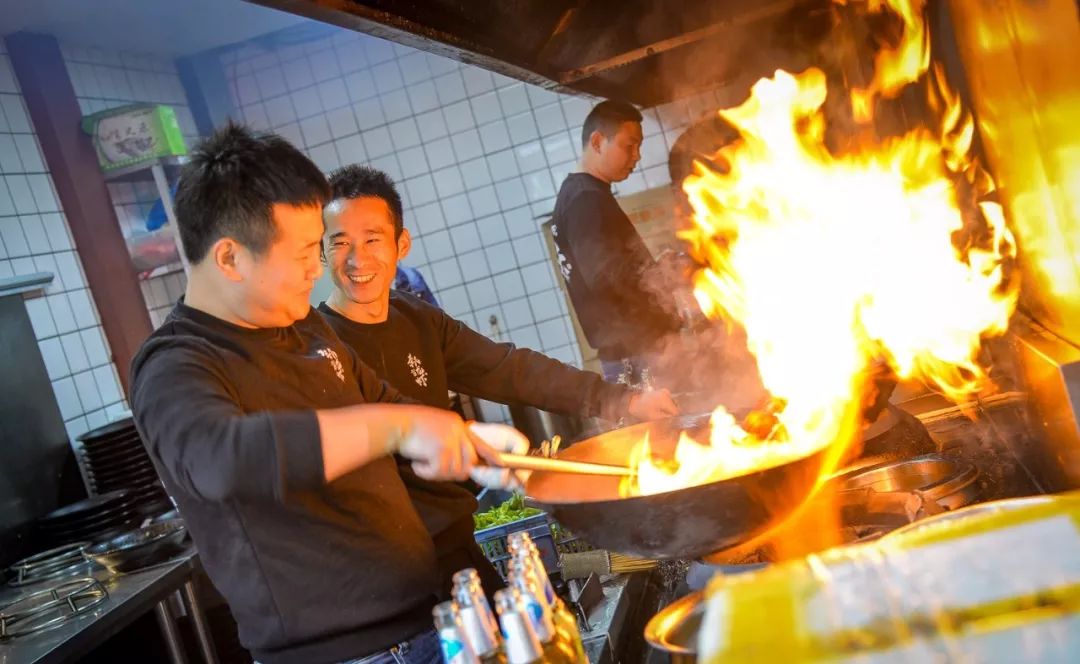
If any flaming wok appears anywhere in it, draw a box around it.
[525,414,829,559]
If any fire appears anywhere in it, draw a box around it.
[840,0,929,122]
[947,0,1080,340]
[624,409,813,497]
[622,0,1018,498]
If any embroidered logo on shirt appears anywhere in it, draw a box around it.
[407,353,428,387]
[557,251,573,282]
[551,224,573,282]
[316,348,345,382]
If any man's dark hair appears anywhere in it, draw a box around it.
[581,100,643,149]
[174,122,330,263]
[326,165,404,239]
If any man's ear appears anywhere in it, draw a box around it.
[212,238,245,282]
[397,228,412,261]
[589,129,605,154]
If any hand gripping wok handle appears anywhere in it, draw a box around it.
[486,451,633,477]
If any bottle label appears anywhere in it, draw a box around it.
[524,597,553,642]
[459,605,496,655]
[439,630,469,664]
[502,615,541,664]
[526,599,542,623]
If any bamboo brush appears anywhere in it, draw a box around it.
[609,552,659,574]
[560,550,658,579]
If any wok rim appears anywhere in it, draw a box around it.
[525,413,831,507]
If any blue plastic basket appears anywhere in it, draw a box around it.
[473,489,594,580]
[474,513,559,580]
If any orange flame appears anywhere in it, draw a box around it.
[623,0,1017,499]
[947,0,1080,340]
[842,0,930,122]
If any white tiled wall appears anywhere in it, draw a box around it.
[2,21,728,434]
[216,26,715,418]
[0,41,129,444]
[63,45,198,136]
[61,43,198,328]
[139,271,187,328]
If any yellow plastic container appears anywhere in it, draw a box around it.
[699,492,1080,663]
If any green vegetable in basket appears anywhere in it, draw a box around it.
[473,493,542,531]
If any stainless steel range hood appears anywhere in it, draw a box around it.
[246,0,832,106]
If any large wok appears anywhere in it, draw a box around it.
[525,414,829,559]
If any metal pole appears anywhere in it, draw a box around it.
[182,579,220,664]
[150,162,191,275]
[154,599,189,664]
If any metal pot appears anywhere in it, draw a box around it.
[82,521,187,574]
[525,414,829,559]
[644,590,706,663]
[830,454,980,511]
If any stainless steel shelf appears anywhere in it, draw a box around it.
[102,156,188,184]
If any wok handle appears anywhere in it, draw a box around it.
[488,452,634,477]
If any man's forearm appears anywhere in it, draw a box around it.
[316,403,437,482]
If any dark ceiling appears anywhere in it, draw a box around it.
[247,0,834,107]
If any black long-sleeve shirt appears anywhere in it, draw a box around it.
[130,302,438,664]
[551,172,682,360]
[318,292,631,542]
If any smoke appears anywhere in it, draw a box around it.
[640,259,769,416]
[617,107,768,416]
[644,0,832,112]
[655,322,770,416]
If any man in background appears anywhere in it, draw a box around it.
[550,100,684,386]
[394,264,440,306]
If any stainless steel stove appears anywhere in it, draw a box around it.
[6,543,97,588]
[1,542,111,641]
[0,576,108,640]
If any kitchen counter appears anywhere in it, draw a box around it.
[0,548,214,664]
[578,572,651,664]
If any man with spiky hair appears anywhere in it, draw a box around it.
[130,124,484,664]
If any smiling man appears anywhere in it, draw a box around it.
[552,100,684,386]
[317,165,680,597]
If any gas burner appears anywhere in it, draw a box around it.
[0,577,108,639]
[6,543,95,587]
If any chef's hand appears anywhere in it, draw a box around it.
[466,422,531,490]
[628,389,680,421]
[395,408,477,481]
